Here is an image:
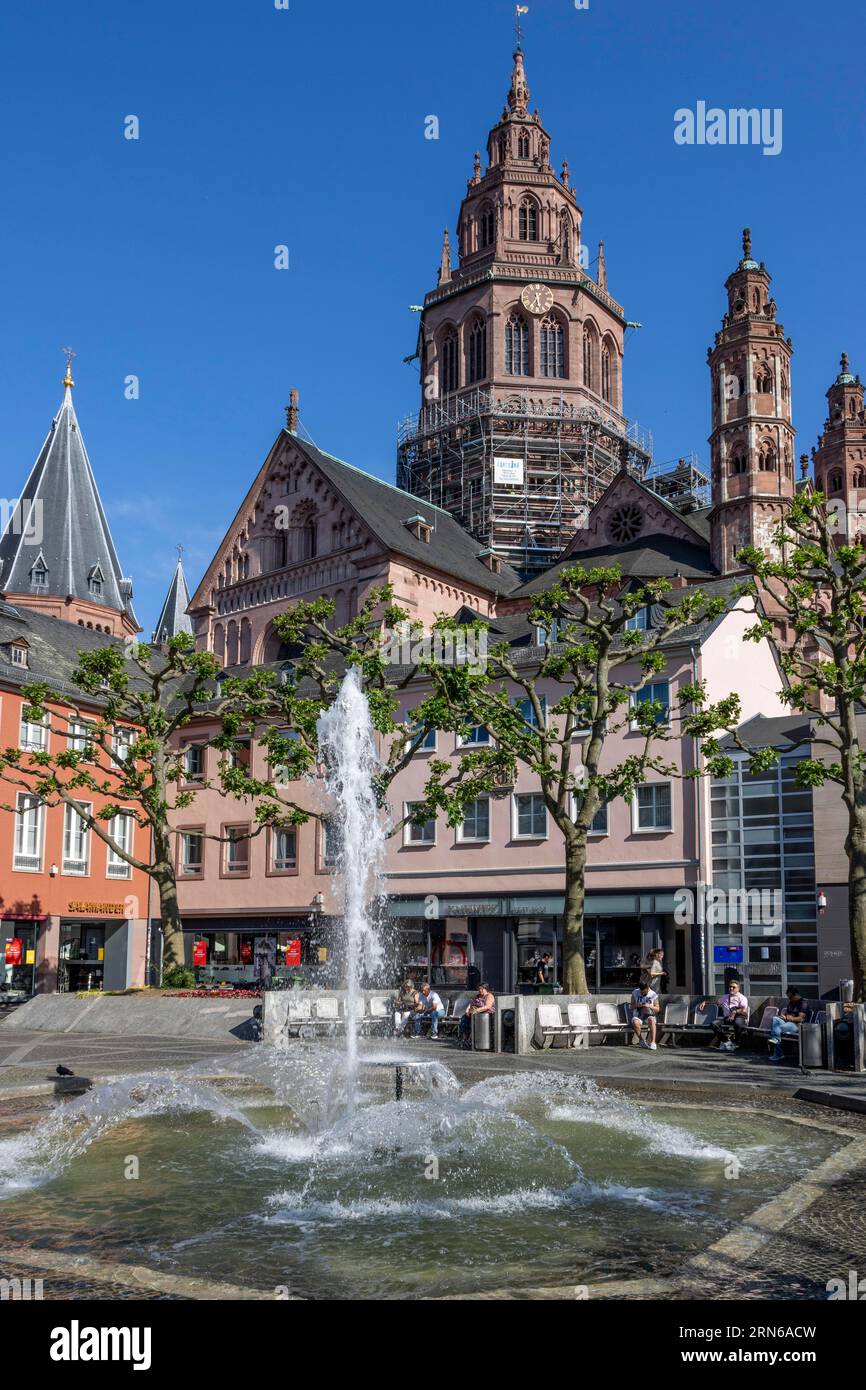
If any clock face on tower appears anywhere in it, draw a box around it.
[520,282,554,315]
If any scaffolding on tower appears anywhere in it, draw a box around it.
[397,387,656,577]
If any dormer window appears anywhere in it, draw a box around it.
[10,641,29,668]
[88,564,105,597]
[30,554,48,589]
[477,549,501,574]
[406,515,432,543]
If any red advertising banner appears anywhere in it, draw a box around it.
[285,939,302,967]
[192,939,207,967]
[4,938,23,966]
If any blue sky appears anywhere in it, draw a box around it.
[1,0,864,634]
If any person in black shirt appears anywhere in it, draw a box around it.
[768,988,809,1062]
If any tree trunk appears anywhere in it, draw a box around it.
[151,827,185,973]
[846,808,866,1000]
[562,835,589,995]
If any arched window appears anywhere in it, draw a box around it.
[539,316,564,378]
[854,468,866,488]
[518,131,530,159]
[729,453,748,476]
[582,325,596,392]
[468,316,487,383]
[268,533,287,570]
[441,329,458,393]
[505,314,530,376]
[213,624,225,664]
[829,471,844,494]
[756,371,773,395]
[479,203,495,249]
[601,344,612,401]
[519,198,538,241]
[239,619,251,664]
[498,134,508,163]
[759,448,777,472]
[298,520,317,560]
[226,620,239,666]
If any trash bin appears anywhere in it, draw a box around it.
[840,979,855,1003]
[832,1016,855,1070]
[500,1008,516,1053]
[800,1021,825,1069]
[472,1011,493,1051]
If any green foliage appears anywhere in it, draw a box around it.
[162,965,196,990]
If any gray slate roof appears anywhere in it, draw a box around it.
[511,532,718,596]
[152,559,193,643]
[0,601,133,704]
[0,388,138,628]
[298,440,522,596]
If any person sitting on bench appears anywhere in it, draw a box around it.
[768,988,808,1062]
[710,979,750,1052]
[458,983,496,1048]
[630,976,659,1050]
[393,979,419,1036]
[412,982,445,1039]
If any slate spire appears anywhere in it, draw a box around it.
[152,551,193,645]
[0,374,139,635]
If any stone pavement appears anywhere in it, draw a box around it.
[0,1027,245,1099]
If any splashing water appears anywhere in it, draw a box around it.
[317,668,387,1106]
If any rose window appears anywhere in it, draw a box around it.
[608,504,643,544]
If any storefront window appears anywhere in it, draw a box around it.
[1,922,39,996]
[58,922,105,992]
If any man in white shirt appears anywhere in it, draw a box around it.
[630,978,659,1050]
[412,982,446,1039]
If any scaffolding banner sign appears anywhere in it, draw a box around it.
[493,456,524,485]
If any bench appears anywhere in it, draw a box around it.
[438,992,476,1037]
[533,1001,630,1049]
[664,1000,719,1046]
[533,1003,574,1048]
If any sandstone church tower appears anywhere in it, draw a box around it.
[707,230,796,574]
[397,43,652,577]
[811,354,866,541]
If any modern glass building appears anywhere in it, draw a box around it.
[709,750,818,996]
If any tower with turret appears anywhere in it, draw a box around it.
[811,354,866,541]
[707,230,796,575]
[397,43,652,577]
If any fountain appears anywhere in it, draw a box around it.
[0,671,846,1299]
[316,666,389,1105]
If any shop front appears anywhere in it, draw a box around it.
[183,915,334,988]
[388,891,688,995]
[1,916,44,998]
[56,900,145,993]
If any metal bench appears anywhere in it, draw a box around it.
[567,1001,628,1046]
[533,1003,573,1049]
[439,992,476,1037]
[595,1000,631,1042]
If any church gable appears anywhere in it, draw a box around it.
[562,471,708,557]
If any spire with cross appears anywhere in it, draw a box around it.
[62,346,76,389]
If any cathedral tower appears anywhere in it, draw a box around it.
[398,43,651,576]
[0,359,139,636]
[811,354,866,540]
[707,230,796,574]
